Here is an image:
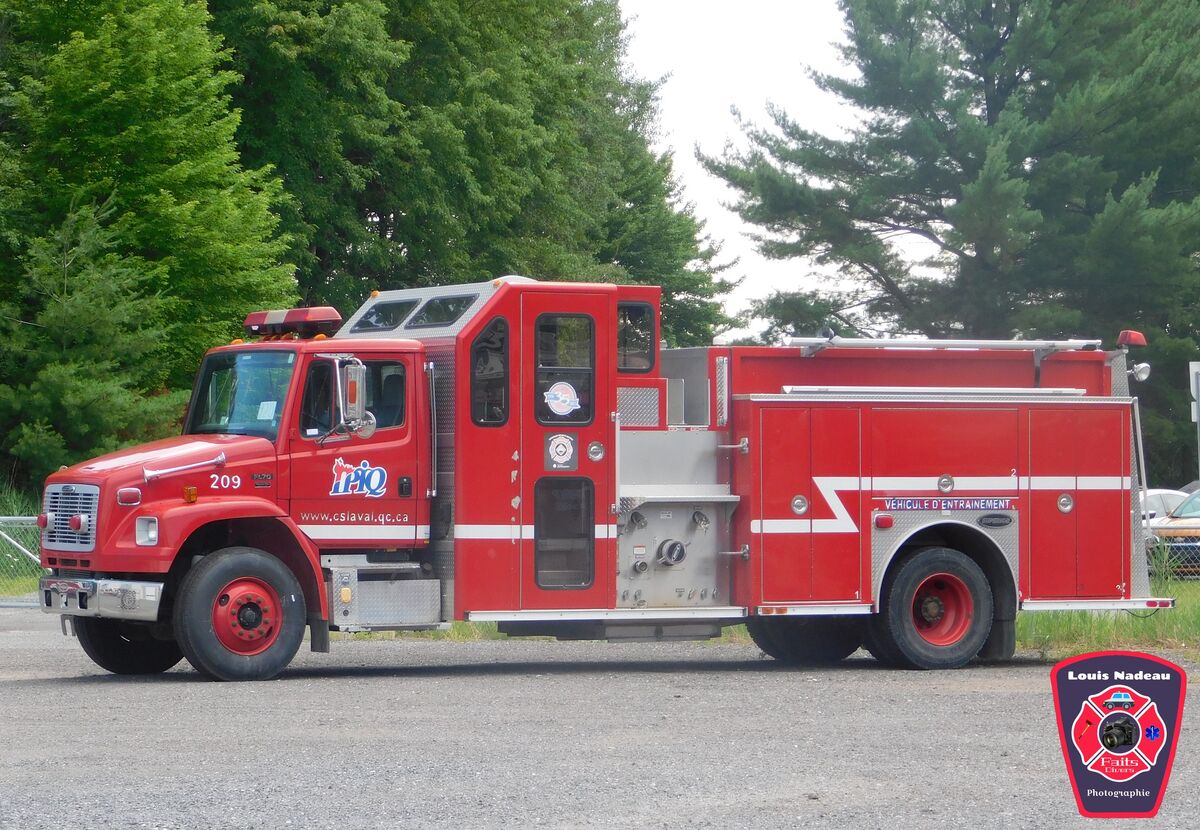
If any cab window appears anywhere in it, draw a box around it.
[298,359,406,439]
[617,303,654,372]
[535,314,593,425]
[471,318,508,426]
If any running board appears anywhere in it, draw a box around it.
[1021,598,1175,612]
[468,606,746,623]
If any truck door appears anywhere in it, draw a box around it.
[1029,408,1127,598]
[285,352,425,547]
[758,406,862,603]
[519,291,614,609]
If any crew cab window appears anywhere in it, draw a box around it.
[406,294,477,329]
[299,359,406,438]
[617,302,654,372]
[471,318,508,426]
[351,300,418,333]
[535,314,593,425]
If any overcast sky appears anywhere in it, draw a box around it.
[619,0,853,330]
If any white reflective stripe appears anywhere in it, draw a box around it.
[871,476,936,490]
[754,519,810,533]
[1028,476,1075,490]
[454,524,518,540]
[956,476,1020,490]
[813,476,859,532]
[456,524,618,540]
[1077,476,1131,490]
[299,524,429,541]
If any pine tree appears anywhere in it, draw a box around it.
[0,200,185,483]
[704,0,1200,482]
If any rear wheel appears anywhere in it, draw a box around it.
[869,547,993,670]
[74,618,183,675]
[747,615,863,665]
[174,547,306,681]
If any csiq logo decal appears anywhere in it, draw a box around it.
[1051,651,1186,818]
[543,381,581,416]
[329,457,387,498]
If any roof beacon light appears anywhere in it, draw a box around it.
[244,307,342,339]
[1116,330,1147,348]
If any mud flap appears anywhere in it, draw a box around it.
[978,616,1015,662]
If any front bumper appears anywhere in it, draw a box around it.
[39,576,163,622]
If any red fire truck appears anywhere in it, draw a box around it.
[36,276,1172,679]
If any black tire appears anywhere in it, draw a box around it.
[870,547,993,670]
[747,615,863,665]
[74,617,183,675]
[746,616,789,659]
[173,547,306,681]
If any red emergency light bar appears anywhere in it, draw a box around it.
[244,307,342,338]
[1117,330,1147,347]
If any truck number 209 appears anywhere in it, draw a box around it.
[210,474,242,489]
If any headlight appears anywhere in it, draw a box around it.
[135,517,159,546]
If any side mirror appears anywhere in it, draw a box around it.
[342,362,366,423]
[337,360,377,439]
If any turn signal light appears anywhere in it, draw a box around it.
[875,514,895,529]
[183,485,198,504]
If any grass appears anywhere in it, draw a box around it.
[0,482,42,598]
[1016,570,1199,660]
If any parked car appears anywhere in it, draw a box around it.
[1146,489,1200,578]
[1143,488,1189,527]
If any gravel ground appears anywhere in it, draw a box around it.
[0,608,1196,830]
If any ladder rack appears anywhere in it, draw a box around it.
[788,335,1102,358]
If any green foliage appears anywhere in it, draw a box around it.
[3,0,296,386]
[704,0,1200,481]
[0,200,186,483]
[212,0,728,341]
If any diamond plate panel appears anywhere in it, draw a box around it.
[617,386,660,427]
[428,344,456,619]
[870,509,1019,606]
[327,570,441,628]
[715,355,729,427]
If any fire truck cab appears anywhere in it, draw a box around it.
[37,276,1173,680]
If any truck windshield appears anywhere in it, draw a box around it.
[186,350,296,441]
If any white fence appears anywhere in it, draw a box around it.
[0,517,46,607]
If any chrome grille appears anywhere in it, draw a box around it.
[42,483,100,552]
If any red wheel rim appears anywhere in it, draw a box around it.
[212,577,281,656]
[911,572,973,646]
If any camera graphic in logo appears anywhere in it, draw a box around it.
[1068,684,1167,783]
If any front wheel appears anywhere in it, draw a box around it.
[74,618,183,675]
[869,547,993,670]
[173,547,306,681]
